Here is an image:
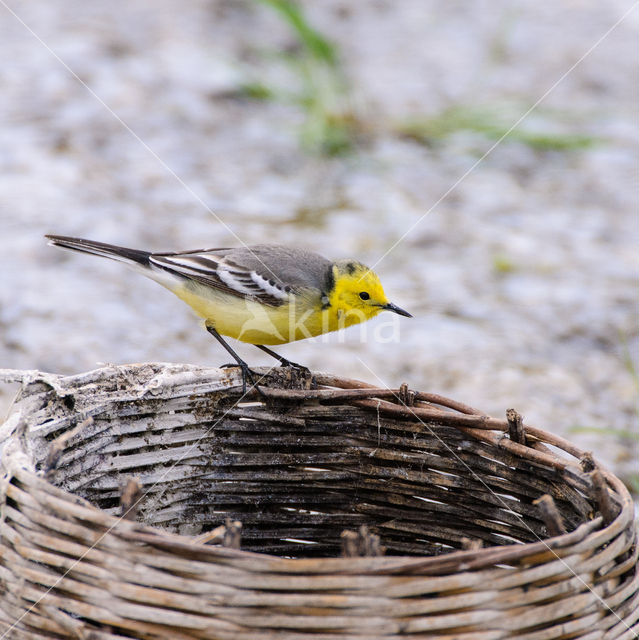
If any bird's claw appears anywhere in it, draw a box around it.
[221,363,266,397]
[278,359,310,374]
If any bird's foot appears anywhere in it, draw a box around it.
[221,362,265,397]
[277,358,310,374]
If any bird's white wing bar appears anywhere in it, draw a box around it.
[249,271,291,299]
[217,266,263,296]
[149,253,291,305]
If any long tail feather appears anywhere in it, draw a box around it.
[45,235,151,267]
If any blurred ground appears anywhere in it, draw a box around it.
[1,1,639,482]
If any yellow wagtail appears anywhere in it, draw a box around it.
[45,235,411,390]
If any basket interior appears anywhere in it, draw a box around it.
[34,376,594,559]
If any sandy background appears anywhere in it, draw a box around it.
[1,1,639,483]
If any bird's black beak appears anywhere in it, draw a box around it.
[383,302,412,318]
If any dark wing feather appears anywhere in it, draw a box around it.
[148,250,294,306]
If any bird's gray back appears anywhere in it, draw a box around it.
[218,245,332,290]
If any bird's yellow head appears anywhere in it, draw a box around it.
[327,260,412,325]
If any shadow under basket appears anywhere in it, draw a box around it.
[0,363,637,639]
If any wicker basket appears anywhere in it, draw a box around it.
[0,363,637,639]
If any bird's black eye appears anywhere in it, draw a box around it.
[359,291,370,300]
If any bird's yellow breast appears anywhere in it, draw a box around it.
[169,282,365,345]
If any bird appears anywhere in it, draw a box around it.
[45,235,412,392]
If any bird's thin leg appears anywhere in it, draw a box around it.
[206,324,263,395]
[255,345,308,370]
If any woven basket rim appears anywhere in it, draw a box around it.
[0,362,633,572]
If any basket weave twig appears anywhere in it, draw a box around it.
[0,363,637,639]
